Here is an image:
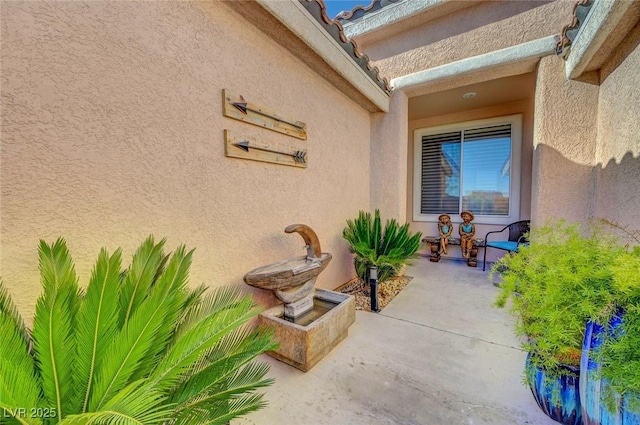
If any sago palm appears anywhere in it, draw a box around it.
[0,236,277,425]
[343,210,422,282]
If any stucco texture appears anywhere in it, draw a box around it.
[531,55,599,225]
[370,91,408,221]
[594,28,640,228]
[1,1,371,320]
[526,27,640,232]
[356,1,573,80]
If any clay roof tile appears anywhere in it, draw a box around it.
[335,0,405,24]
[556,0,595,58]
[300,0,392,93]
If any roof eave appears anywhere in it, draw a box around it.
[392,36,559,97]
[341,0,474,40]
[564,0,640,81]
[236,0,390,113]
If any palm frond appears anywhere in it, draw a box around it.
[3,237,275,424]
[173,393,267,425]
[172,283,208,339]
[148,246,192,301]
[147,294,259,394]
[0,283,42,425]
[89,246,192,410]
[0,279,30,347]
[88,284,177,411]
[32,238,80,420]
[372,210,381,255]
[380,219,399,255]
[171,285,245,343]
[118,236,166,327]
[180,284,208,316]
[74,248,123,413]
[181,361,273,409]
[170,327,276,405]
[133,247,192,379]
[61,381,172,425]
[0,402,43,425]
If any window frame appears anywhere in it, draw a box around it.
[412,114,522,225]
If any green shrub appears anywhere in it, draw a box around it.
[343,209,422,282]
[598,247,640,407]
[493,220,640,410]
[492,221,623,377]
[0,236,277,425]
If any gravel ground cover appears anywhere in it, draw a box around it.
[336,275,412,311]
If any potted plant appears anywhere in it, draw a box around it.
[0,236,277,424]
[579,221,640,424]
[492,221,624,425]
[342,209,422,283]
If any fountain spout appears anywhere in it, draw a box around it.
[285,224,322,259]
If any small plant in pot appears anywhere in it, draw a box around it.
[342,209,422,283]
[492,221,624,425]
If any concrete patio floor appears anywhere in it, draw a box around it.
[233,257,557,425]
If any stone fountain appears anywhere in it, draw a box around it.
[243,224,355,371]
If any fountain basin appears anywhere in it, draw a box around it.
[259,289,355,372]
[243,253,332,291]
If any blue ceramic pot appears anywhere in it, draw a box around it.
[580,312,640,425]
[526,352,583,425]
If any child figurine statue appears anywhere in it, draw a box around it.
[459,210,476,259]
[437,214,453,254]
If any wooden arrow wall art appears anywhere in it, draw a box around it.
[224,130,307,168]
[222,89,307,140]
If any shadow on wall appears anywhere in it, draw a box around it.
[532,144,640,234]
[531,143,597,225]
[596,151,640,230]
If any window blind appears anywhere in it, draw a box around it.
[420,131,461,215]
[421,124,512,216]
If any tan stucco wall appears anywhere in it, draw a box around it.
[355,1,574,80]
[1,1,371,320]
[594,28,640,228]
[408,99,534,261]
[531,55,599,225]
[370,91,408,221]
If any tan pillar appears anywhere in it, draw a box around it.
[530,55,599,226]
[370,90,409,221]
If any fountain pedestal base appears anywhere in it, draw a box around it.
[283,293,314,320]
[259,289,355,372]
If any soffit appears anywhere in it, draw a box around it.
[408,73,536,121]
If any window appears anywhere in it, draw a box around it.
[413,115,522,224]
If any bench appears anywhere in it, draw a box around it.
[422,236,485,268]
